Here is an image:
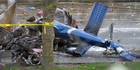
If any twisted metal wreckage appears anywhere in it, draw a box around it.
[0,1,140,65]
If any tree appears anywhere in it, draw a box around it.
[42,0,57,69]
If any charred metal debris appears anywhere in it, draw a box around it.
[0,7,78,65]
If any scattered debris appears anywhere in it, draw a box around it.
[1,1,140,66]
[27,7,36,10]
[117,39,121,43]
[136,23,140,26]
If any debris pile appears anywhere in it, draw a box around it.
[1,1,140,66]
[0,1,77,65]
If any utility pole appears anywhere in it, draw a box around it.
[42,0,57,69]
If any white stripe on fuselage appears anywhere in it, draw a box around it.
[67,28,76,40]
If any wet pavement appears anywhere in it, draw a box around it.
[1,2,140,65]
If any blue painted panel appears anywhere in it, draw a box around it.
[84,2,108,35]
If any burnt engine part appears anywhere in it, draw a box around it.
[0,27,12,47]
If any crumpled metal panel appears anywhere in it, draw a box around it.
[0,1,16,31]
[73,2,108,56]
[54,3,109,56]
[129,53,140,58]
[84,2,108,35]
[74,42,91,56]
[54,20,139,61]
[119,52,136,61]
[0,27,12,46]
[54,20,108,47]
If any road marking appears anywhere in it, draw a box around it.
[17,14,36,16]
[99,28,140,33]
[17,17,140,23]
[106,13,136,14]
[70,13,136,16]
[16,12,136,16]
[17,20,26,22]
[17,18,140,23]
[75,18,140,21]
[104,18,140,21]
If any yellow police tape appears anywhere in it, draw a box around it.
[108,34,110,37]
[43,22,54,34]
[0,22,53,34]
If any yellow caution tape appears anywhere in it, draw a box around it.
[0,24,42,26]
[43,22,54,34]
[43,22,46,34]
[0,22,54,34]
[43,22,53,26]
[108,34,110,37]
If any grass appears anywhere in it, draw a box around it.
[2,62,140,70]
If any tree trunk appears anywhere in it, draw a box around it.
[42,0,57,69]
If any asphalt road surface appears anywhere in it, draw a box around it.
[0,2,140,65]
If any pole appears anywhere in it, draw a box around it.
[110,23,113,40]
